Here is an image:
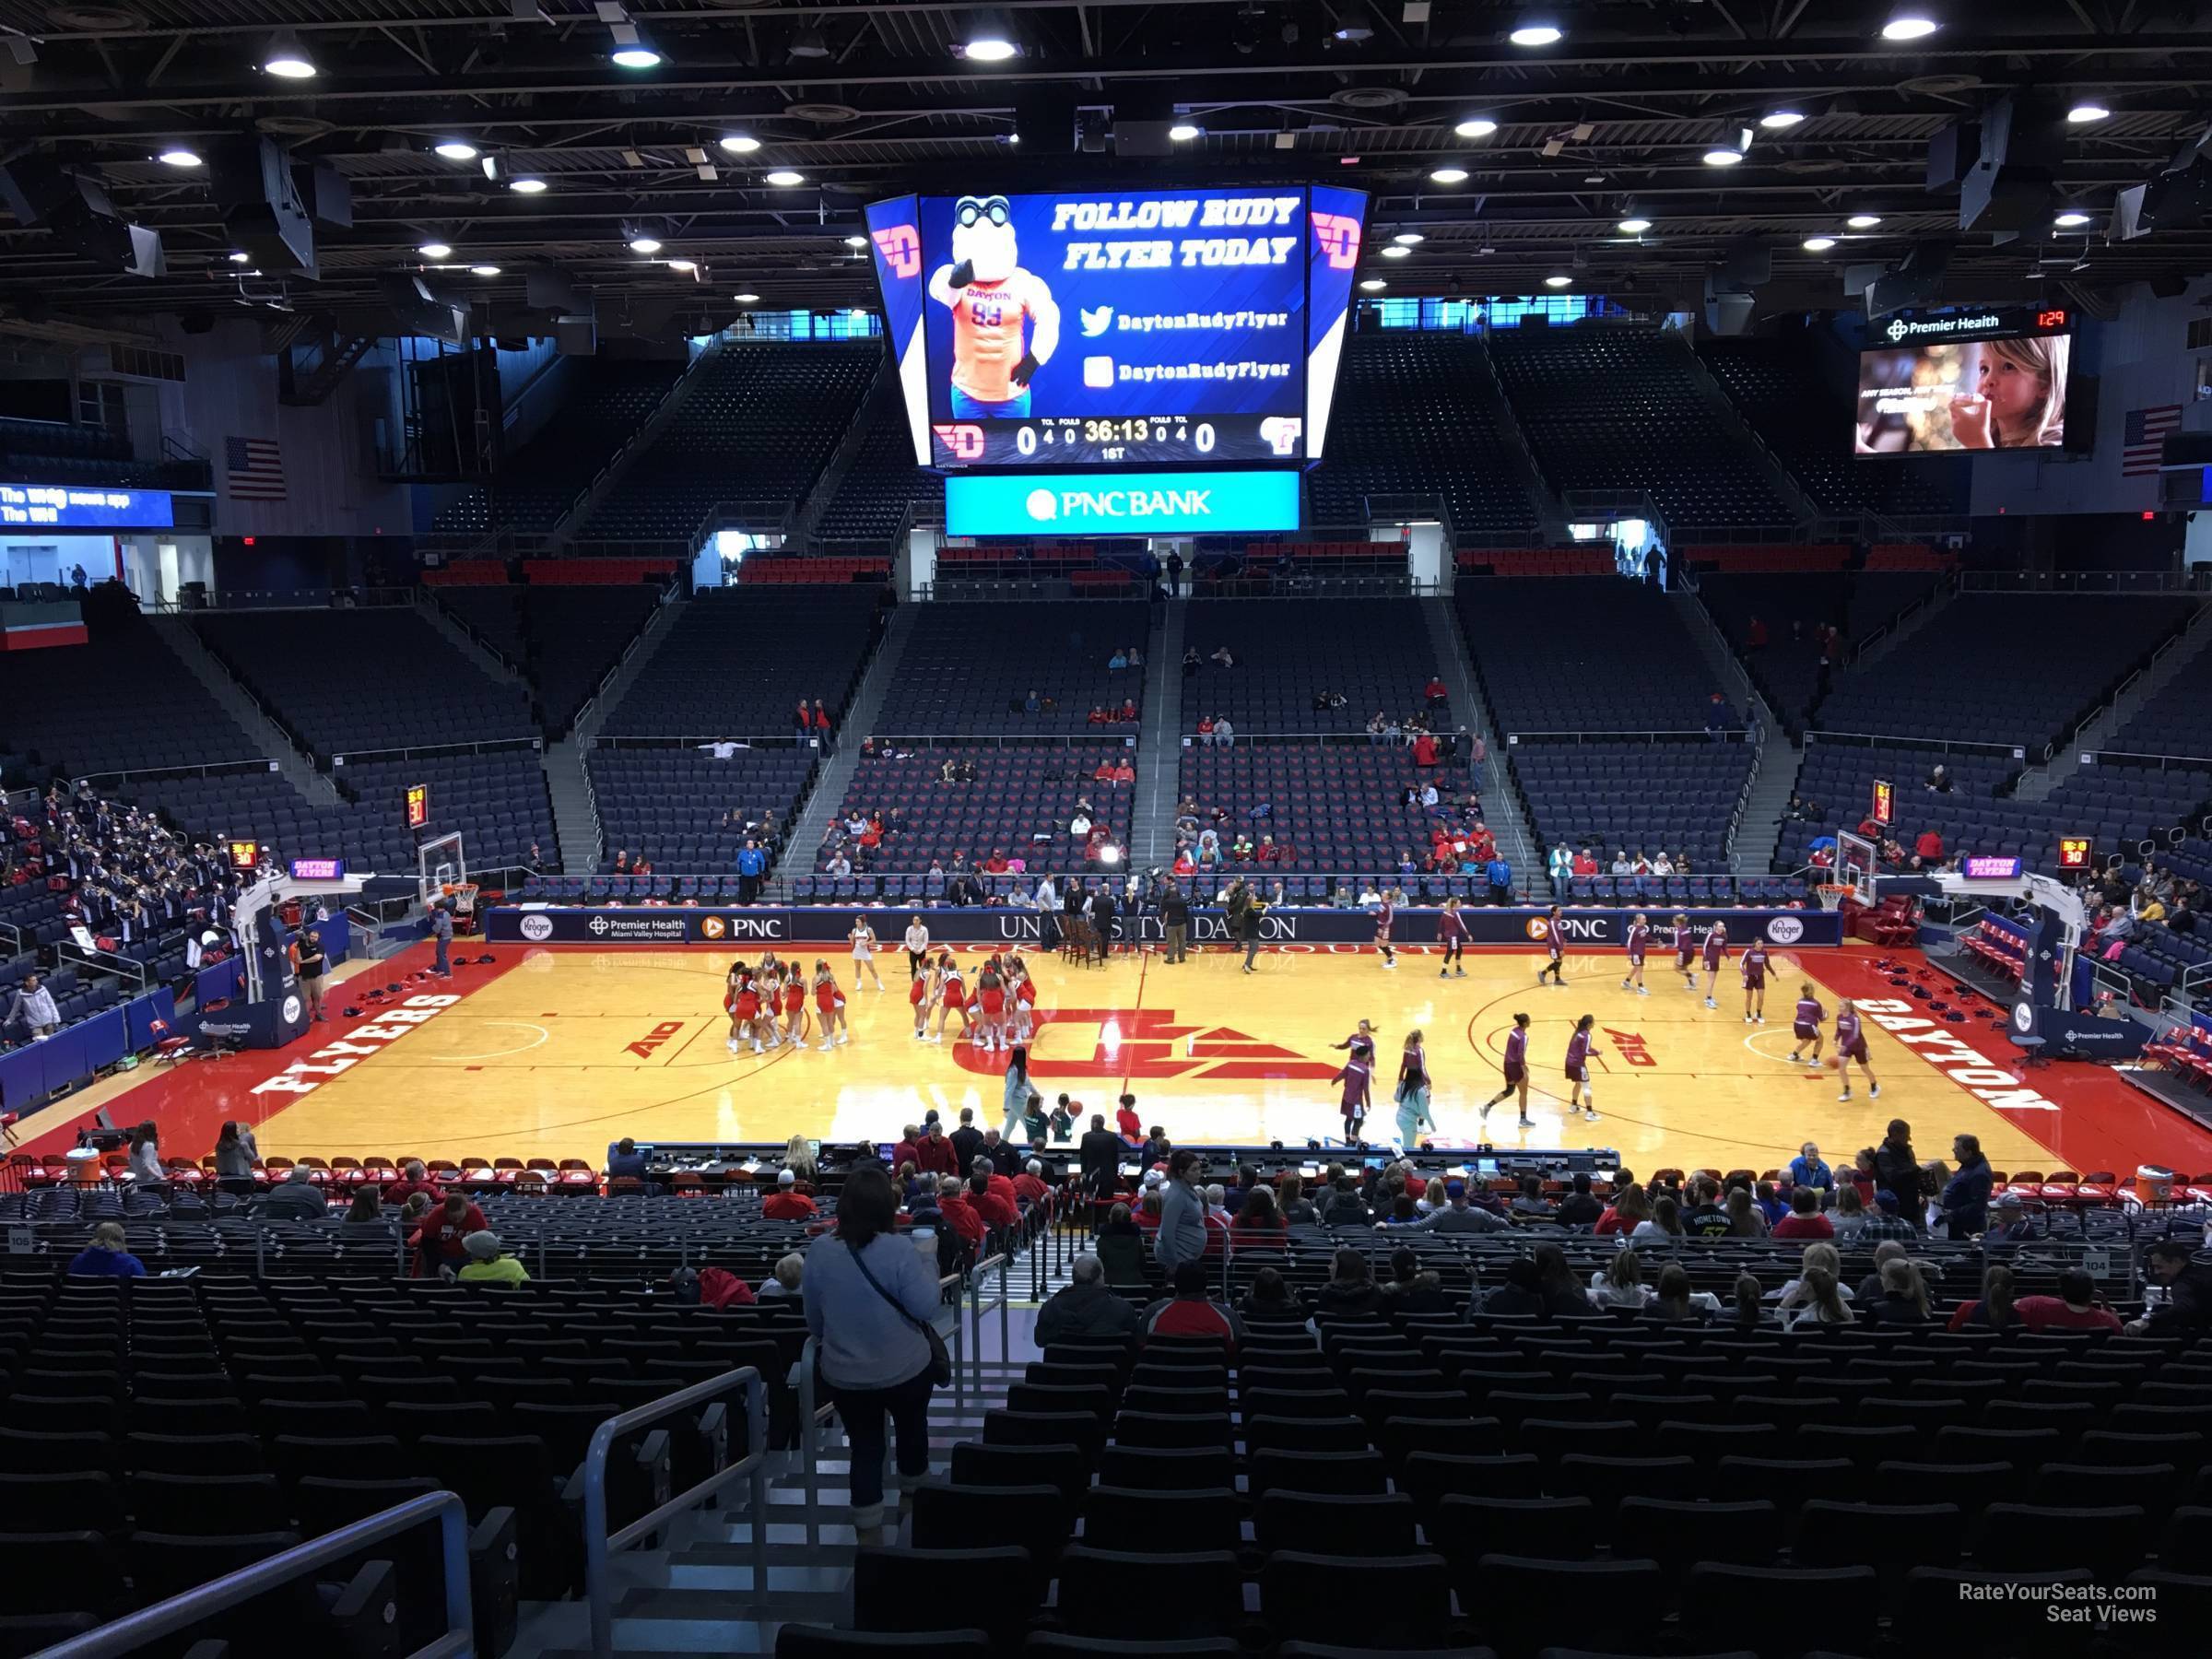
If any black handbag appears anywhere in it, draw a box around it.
[848,1240,953,1385]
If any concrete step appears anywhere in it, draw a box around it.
[148,615,340,803]
[417,593,525,688]
[1422,595,1536,895]
[1133,595,1185,865]
[777,603,916,895]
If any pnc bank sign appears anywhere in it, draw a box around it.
[947,468,1300,536]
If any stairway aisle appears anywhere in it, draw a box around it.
[1422,596,1536,895]
[1132,594,1186,867]
[148,616,340,804]
[1734,737,1805,876]
[417,594,526,687]
[2018,596,2212,800]
[777,603,919,892]
[541,594,688,873]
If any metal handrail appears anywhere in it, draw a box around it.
[582,1365,769,1659]
[969,1251,1011,1383]
[795,1335,841,1547]
[32,1491,473,1659]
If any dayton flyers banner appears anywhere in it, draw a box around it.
[488,904,1841,949]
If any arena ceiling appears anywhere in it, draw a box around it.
[3,0,2212,339]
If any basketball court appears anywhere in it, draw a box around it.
[35,939,2212,1180]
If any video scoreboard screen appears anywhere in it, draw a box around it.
[1855,306,2074,457]
[866,185,1368,470]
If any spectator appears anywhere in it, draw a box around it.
[1940,1133,1994,1238]
[915,1121,959,1177]
[1630,1195,1684,1242]
[1788,1142,1832,1192]
[1232,1185,1288,1239]
[1779,1265,1852,1330]
[1214,715,1235,748]
[1981,1192,2043,1249]
[213,1121,261,1186]
[1380,1247,1447,1312]
[1477,1256,1546,1316]
[935,1176,987,1250]
[1682,1179,1732,1239]
[1594,1183,1649,1237]
[1830,1183,1868,1243]
[1399,1178,1508,1234]
[1486,853,1512,907]
[1114,1093,1143,1141]
[1704,691,1734,739]
[1510,1175,1557,1220]
[1012,1159,1051,1206]
[1865,1257,1935,1325]
[1155,1148,1206,1269]
[1277,1173,1319,1226]
[1516,1244,1588,1316]
[458,1230,529,1286]
[341,1190,386,1230]
[1728,1275,1769,1329]
[1077,1112,1124,1197]
[970,1171,1019,1232]
[1725,1187,1768,1238]
[1321,1175,1371,1227]
[1853,1240,1913,1304]
[1771,1186,1834,1241]
[414,1191,488,1274]
[1858,1188,1917,1242]
[758,1253,806,1300]
[1547,842,1573,900]
[1648,1262,1721,1323]
[2125,1239,2212,1336]
[1873,1122,1922,1230]
[5,971,60,1039]
[1588,1250,1649,1310]
[764,1169,819,1221]
[804,1165,943,1532]
[1947,1262,2018,1332]
[1037,1253,1142,1345]
[67,1220,146,1277]
[1316,1248,1387,1315]
[1554,1172,1604,1228]
[124,1124,166,1190]
[256,1166,331,1222]
[606,1138,649,1182]
[1238,1265,1301,1321]
[2017,1268,2123,1333]
[949,1108,983,1170]
[1140,1259,1244,1345]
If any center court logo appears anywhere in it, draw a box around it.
[519,913,556,942]
[951,1007,1337,1079]
[1026,488,1059,522]
[1765,916,1806,945]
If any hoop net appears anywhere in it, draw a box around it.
[448,883,482,920]
[1816,884,1852,912]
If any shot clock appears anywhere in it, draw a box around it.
[406,782,430,831]
[2056,836,2094,872]
[1870,780,1895,827]
[226,839,260,872]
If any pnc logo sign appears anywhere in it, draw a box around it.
[951,1008,1338,1080]
[1311,211,1362,270]
[871,224,922,278]
[628,1019,686,1059]
[700,916,728,940]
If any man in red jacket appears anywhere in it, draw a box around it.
[413,1191,488,1276]
[970,1171,1019,1232]
[935,1175,988,1248]
[1138,1261,1243,1347]
[1012,1159,1051,1206]
[762,1169,818,1221]
[972,1156,1018,1207]
[914,1122,959,1176]
[891,1124,923,1171]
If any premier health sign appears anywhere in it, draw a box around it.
[945,468,1300,536]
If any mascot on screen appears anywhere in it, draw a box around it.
[929,194,1061,418]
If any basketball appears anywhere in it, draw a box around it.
[1825,1053,1844,1071]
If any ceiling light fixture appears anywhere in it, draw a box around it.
[734,292,760,302]
[719,134,760,154]
[1760,110,1807,129]
[1393,231,1425,245]
[1455,116,1499,138]
[2066,101,2111,124]
[629,234,663,253]
[1430,166,1469,182]
[1846,213,1884,229]
[1702,147,1745,166]
[470,265,501,276]
[2054,209,2092,227]
[666,259,697,272]
[1169,123,1202,141]
[788,28,830,59]
[509,176,547,194]
[1880,12,1939,41]
[228,250,253,264]
[1544,274,1571,288]
[1617,216,1652,233]
[158,147,202,168]
[843,234,867,248]
[764,169,805,186]
[1382,245,1409,258]
[1803,235,1837,251]
[960,29,1018,61]
[418,241,453,260]
[610,42,663,68]
[434,140,479,161]
[1509,21,1563,47]
[262,33,317,78]
[1359,278,1386,290]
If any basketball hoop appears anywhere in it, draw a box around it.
[1816,883,1853,912]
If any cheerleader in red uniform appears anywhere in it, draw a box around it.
[909,952,935,1040]
[813,960,849,1049]
[730,972,764,1055]
[1008,956,1038,1045]
[931,952,971,1045]
[976,956,1007,1054]
[781,970,809,1050]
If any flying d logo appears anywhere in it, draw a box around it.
[952,1008,1338,1079]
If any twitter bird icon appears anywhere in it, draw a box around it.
[1079,304,1113,337]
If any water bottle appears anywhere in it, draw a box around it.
[912,1227,937,1276]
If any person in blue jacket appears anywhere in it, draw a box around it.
[735,840,768,902]
[67,1222,146,1277]
[1789,1142,1834,1194]
[1486,855,1513,907]
[1940,1132,1994,1239]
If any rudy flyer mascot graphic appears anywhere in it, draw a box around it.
[929,194,1062,418]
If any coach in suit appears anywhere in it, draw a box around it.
[1078,1114,1125,1199]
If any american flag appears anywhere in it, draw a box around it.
[225,435,286,500]
[2121,405,2183,477]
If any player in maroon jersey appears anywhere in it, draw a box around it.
[1481,1011,1535,1128]
[1673,912,1698,989]
[1834,999,1880,1102]
[1740,939,1771,1024]
[1621,911,1651,995]
[1374,888,1399,971]
[1700,921,1729,1010]
[1330,1018,1378,1141]
[1563,1012,1600,1122]
[1538,904,1567,986]
[1788,982,1826,1064]
[1437,895,1468,979]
